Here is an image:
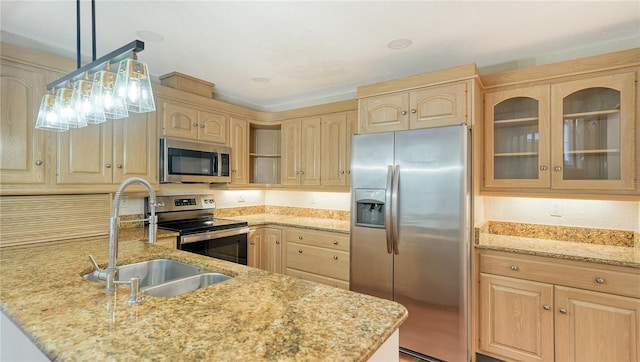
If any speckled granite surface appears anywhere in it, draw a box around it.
[223,213,350,234]
[476,221,640,268]
[0,237,406,361]
[217,206,350,222]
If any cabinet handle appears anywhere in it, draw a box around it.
[117,164,123,169]
[333,256,338,260]
[298,249,303,253]
[401,110,407,115]
[105,163,112,168]
[539,165,548,171]
[554,166,562,171]
[411,109,416,114]
[543,304,550,310]
[35,160,43,166]
[510,265,518,271]
[298,236,303,240]
[192,123,198,127]
[595,277,605,284]
[559,308,567,314]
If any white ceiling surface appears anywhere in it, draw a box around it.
[1,1,639,112]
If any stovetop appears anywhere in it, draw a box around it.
[157,217,248,235]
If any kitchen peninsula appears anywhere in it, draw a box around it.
[0,236,407,361]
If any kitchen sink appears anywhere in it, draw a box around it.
[84,258,206,288]
[142,272,232,297]
[84,258,232,298]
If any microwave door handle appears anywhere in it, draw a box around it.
[385,165,393,254]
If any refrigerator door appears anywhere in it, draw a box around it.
[350,131,395,301]
[393,125,469,361]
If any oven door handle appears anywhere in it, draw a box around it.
[180,227,250,245]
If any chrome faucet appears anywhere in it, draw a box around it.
[92,177,157,291]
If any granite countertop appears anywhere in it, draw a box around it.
[224,214,351,234]
[475,221,640,269]
[0,236,406,361]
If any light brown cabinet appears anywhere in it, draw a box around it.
[229,116,249,185]
[358,81,468,134]
[320,111,357,186]
[284,227,350,289]
[484,71,636,193]
[160,100,227,144]
[478,250,640,362]
[281,117,321,186]
[249,124,281,184]
[248,227,282,273]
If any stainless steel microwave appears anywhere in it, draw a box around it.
[159,138,231,183]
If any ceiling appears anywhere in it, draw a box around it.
[1,1,639,112]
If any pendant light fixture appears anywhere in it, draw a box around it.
[35,0,155,132]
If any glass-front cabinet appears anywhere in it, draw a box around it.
[485,72,636,192]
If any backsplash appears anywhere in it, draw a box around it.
[216,205,350,221]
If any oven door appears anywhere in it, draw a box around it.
[179,228,249,265]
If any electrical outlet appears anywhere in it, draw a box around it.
[238,194,245,203]
[119,196,129,209]
[550,200,562,217]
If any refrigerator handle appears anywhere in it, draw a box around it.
[391,165,400,255]
[385,165,393,254]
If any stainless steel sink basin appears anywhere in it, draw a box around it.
[84,259,232,298]
[84,258,205,288]
[142,272,232,297]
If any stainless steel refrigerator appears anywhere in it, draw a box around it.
[350,125,470,362]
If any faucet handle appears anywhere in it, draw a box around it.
[88,255,108,281]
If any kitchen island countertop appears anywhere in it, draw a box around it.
[0,236,406,361]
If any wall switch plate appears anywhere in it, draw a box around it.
[550,200,562,217]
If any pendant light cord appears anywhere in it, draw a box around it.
[76,0,80,69]
[91,0,96,61]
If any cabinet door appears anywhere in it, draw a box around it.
[161,101,198,140]
[345,110,357,186]
[248,228,262,269]
[198,110,227,143]
[555,286,640,362]
[0,61,48,185]
[551,72,635,191]
[479,274,554,362]
[300,117,321,186]
[409,82,467,129]
[321,113,348,186]
[57,123,113,184]
[113,112,156,183]
[229,116,249,185]
[263,228,282,274]
[484,86,551,188]
[359,93,409,133]
[281,119,301,185]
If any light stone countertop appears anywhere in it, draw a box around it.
[0,236,406,361]
[223,213,351,234]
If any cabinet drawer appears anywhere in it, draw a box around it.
[284,228,350,252]
[287,268,349,290]
[286,242,349,280]
[480,252,640,298]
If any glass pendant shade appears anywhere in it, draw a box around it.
[71,78,105,124]
[35,93,69,131]
[54,87,86,128]
[89,70,129,120]
[114,58,155,113]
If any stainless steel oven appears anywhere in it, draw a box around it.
[146,194,249,265]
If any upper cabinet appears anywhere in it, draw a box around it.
[281,117,321,186]
[229,116,249,185]
[320,110,357,186]
[357,64,478,134]
[484,71,636,194]
[160,100,227,144]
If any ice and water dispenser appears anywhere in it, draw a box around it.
[355,189,385,227]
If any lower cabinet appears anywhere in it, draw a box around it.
[478,250,640,362]
[248,227,282,274]
[284,227,350,290]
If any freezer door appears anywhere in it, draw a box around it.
[393,125,469,361]
[350,131,395,301]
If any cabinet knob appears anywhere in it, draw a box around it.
[540,165,548,171]
[298,235,303,240]
[300,170,305,175]
[201,124,205,128]
[595,277,605,284]
[346,170,351,174]
[105,163,112,168]
[295,171,300,175]
[510,265,518,271]
[117,164,123,169]
[35,160,43,166]
[333,241,338,245]
[333,256,338,260]
[298,249,303,253]
[192,123,198,127]
[554,166,562,171]
[543,304,551,310]
[276,241,280,245]
[340,170,345,174]
[559,308,567,314]
[232,169,237,174]
[250,241,254,245]
[401,110,407,115]
[411,109,417,114]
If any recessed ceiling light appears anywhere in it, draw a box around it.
[387,38,412,50]
[135,30,164,42]
[252,77,271,83]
